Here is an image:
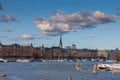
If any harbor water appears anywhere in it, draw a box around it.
[0,61,120,80]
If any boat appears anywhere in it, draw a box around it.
[0,58,7,62]
[92,64,98,74]
[109,63,120,70]
[68,76,73,80]
[97,62,120,71]
[97,63,111,70]
[0,73,6,77]
[75,62,81,71]
[16,59,30,62]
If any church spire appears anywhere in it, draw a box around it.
[59,35,63,49]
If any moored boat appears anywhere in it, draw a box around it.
[0,58,7,62]
[16,59,30,62]
[97,62,120,71]
[110,64,120,70]
[98,63,111,69]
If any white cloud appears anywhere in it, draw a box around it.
[21,34,34,40]
[10,34,45,41]
[34,10,116,36]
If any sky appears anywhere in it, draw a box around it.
[0,0,120,49]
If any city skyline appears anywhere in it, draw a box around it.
[0,0,120,49]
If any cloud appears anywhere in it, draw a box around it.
[21,34,35,40]
[34,11,116,36]
[51,10,65,16]
[0,14,19,22]
[116,8,120,16]
[0,35,8,38]
[21,41,38,46]
[10,34,45,41]
[9,37,20,41]
[87,34,96,38]
[21,34,45,40]
[0,27,12,32]
[101,26,110,29]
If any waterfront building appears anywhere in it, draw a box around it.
[0,41,119,61]
[72,44,77,50]
[97,50,108,60]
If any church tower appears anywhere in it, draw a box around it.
[59,35,63,49]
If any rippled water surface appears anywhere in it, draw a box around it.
[0,62,120,80]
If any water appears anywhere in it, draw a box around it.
[0,61,120,80]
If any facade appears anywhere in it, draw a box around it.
[0,40,118,61]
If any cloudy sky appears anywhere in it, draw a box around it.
[0,0,120,49]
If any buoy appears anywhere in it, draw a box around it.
[68,76,73,80]
[92,64,98,74]
[0,73,6,77]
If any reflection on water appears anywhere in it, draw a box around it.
[0,62,120,80]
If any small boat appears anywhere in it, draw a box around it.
[16,59,30,62]
[98,63,111,70]
[68,76,73,80]
[92,64,98,74]
[97,62,120,71]
[75,62,81,71]
[109,63,120,70]
[0,73,6,77]
[0,58,7,62]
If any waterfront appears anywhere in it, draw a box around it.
[0,62,120,80]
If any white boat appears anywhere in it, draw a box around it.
[110,64,120,70]
[16,59,30,62]
[98,63,120,71]
[98,63,111,69]
[0,58,7,62]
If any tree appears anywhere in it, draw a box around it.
[114,52,120,61]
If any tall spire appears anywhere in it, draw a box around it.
[59,35,63,49]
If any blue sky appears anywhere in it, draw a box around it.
[0,0,120,49]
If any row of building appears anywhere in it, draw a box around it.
[0,36,119,61]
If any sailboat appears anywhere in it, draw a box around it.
[68,76,73,80]
[75,62,81,71]
[92,64,98,74]
[0,73,6,77]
